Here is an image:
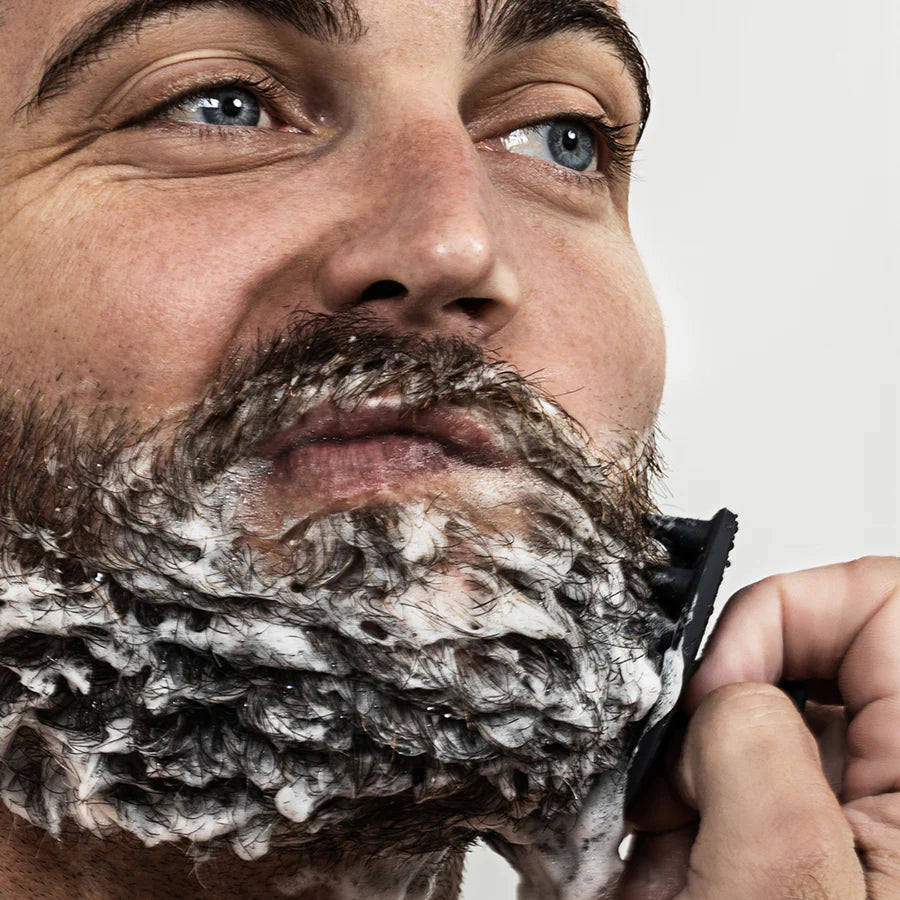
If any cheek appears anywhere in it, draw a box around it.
[498,224,665,443]
[0,178,308,417]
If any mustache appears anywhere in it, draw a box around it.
[179,311,599,479]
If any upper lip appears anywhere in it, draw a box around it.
[259,397,513,467]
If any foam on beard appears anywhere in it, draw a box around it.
[0,316,674,865]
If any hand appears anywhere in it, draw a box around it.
[619,556,900,899]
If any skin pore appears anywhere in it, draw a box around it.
[0,0,667,897]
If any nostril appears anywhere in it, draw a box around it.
[455,297,490,319]
[360,280,408,303]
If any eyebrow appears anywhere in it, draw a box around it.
[14,0,649,134]
[13,0,364,122]
[468,0,650,134]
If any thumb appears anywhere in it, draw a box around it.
[674,683,864,900]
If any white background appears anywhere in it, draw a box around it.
[462,0,899,894]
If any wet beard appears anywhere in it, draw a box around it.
[0,315,673,863]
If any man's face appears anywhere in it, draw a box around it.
[0,0,662,446]
[0,0,671,872]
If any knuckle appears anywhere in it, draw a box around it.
[841,557,900,617]
[770,871,846,900]
[738,556,900,603]
[847,554,900,572]
[758,817,864,899]
[747,844,863,900]
[698,682,803,735]
[846,554,900,593]
[730,574,781,605]
[769,869,832,900]
[683,683,822,797]
[696,850,862,900]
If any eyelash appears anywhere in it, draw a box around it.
[510,114,635,185]
[128,73,290,131]
[134,75,635,183]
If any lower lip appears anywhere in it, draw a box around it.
[275,433,452,509]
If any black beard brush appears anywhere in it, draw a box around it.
[626,508,807,805]
[624,508,739,805]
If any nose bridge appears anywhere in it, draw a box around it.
[386,118,495,282]
[315,107,520,337]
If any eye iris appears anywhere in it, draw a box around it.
[198,88,261,127]
[547,121,595,172]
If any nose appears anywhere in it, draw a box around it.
[315,117,521,340]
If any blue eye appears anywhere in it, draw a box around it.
[164,86,274,129]
[546,122,596,171]
[502,119,598,172]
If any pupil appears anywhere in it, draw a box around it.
[222,94,244,119]
[563,129,579,152]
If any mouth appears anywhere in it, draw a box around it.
[256,398,515,513]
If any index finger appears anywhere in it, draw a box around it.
[685,556,900,801]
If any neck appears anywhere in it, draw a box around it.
[0,810,465,900]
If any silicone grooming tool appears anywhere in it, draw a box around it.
[625,508,739,805]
